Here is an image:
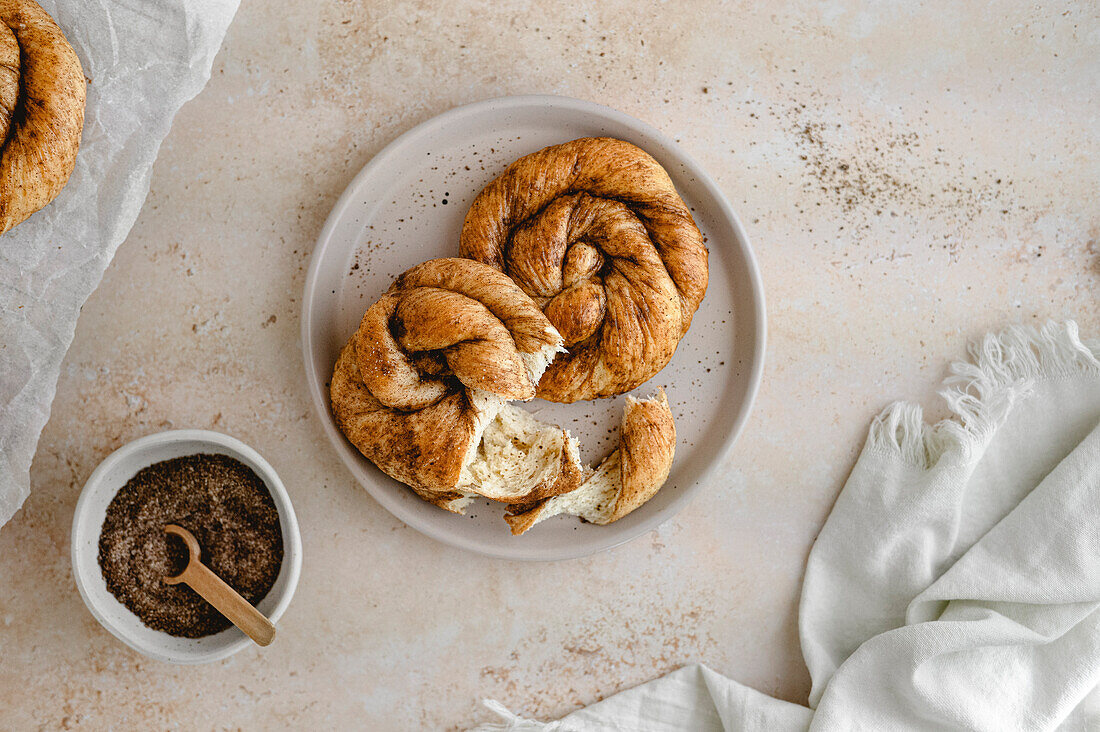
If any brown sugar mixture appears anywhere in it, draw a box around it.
[97,453,283,638]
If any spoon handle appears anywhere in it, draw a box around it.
[181,562,276,647]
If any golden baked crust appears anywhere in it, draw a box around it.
[612,387,676,522]
[0,0,85,234]
[330,258,586,510]
[331,339,485,510]
[460,137,708,403]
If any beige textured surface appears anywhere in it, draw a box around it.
[1,0,1097,728]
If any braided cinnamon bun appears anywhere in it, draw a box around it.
[330,258,587,512]
[460,137,708,403]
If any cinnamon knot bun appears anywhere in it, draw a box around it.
[330,258,586,512]
[0,0,85,234]
[460,137,708,403]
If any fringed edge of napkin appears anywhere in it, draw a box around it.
[868,320,1100,469]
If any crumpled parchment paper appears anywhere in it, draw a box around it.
[0,0,240,529]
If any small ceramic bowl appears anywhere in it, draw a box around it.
[71,429,302,664]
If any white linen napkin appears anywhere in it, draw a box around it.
[475,320,1100,731]
[0,0,240,529]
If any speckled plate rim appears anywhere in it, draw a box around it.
[70,429,303,664]
[301,94,766,561]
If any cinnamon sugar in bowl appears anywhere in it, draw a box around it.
[71,430,302,664]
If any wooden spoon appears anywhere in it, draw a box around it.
[162,524,276,647]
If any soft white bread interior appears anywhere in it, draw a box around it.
[459,403,587,504]
[504,388,676,534]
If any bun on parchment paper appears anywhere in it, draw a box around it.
[0,0,85,234]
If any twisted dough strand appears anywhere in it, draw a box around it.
[355,258,561,410]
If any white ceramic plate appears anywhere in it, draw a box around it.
[71,430,302,663]
[302,95,765,561]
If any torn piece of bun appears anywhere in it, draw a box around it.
[505,388,676,535]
